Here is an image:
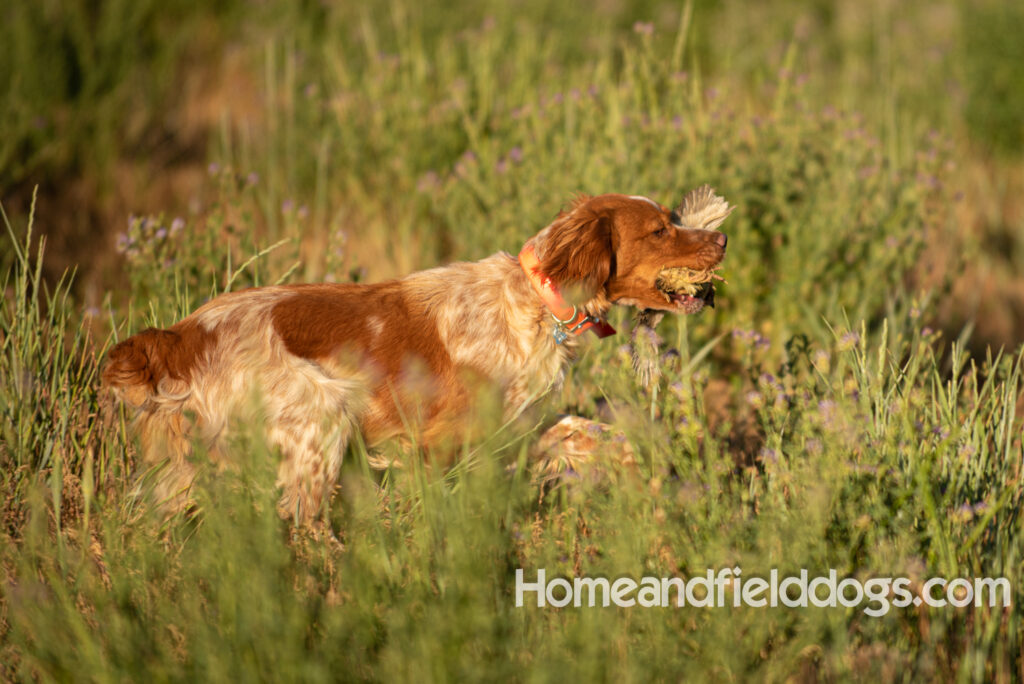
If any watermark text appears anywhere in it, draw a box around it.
[514,568,1011,617]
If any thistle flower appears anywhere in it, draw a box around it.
[630,309,664,389]
[837,331,860,351]
[812,349,830,373]
[115,233,132,253]
[632,21,654,36]
[417,171,441,192]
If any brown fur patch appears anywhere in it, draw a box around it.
[538,195,613,300]
[269,281,476,447]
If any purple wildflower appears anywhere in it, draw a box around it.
[115,233,132,253]
[632,21,654,36]
[417,171,440,192]
[954,503,974,520]
[838,331,860,351]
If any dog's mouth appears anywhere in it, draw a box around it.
[654,267,722,314]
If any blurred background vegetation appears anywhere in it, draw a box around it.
[1,0,1022,349]
[2,0,1023,680]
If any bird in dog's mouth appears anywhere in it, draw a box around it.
[654,265,723,311]
[631,185,733,387]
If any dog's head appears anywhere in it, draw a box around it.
[531,191,730,314]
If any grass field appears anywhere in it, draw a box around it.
[2,0,1023,680]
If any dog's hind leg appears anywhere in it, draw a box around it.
[263,362,364,524]
[134,408,197,514]
[270,412,354,524]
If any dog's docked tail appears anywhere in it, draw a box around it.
[103,325,210,408]
[103,326,208,510]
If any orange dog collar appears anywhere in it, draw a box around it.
[518,243,616,343]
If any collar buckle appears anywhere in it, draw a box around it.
[551,306,597,344]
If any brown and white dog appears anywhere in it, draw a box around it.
[103,192,728,522]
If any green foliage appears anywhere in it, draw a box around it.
[0,0,243,191]
[0,195,104,484]
[962,2,1024,155]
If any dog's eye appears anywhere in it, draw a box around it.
[652,227,669,238]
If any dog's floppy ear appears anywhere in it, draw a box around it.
[538,196,613,299]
